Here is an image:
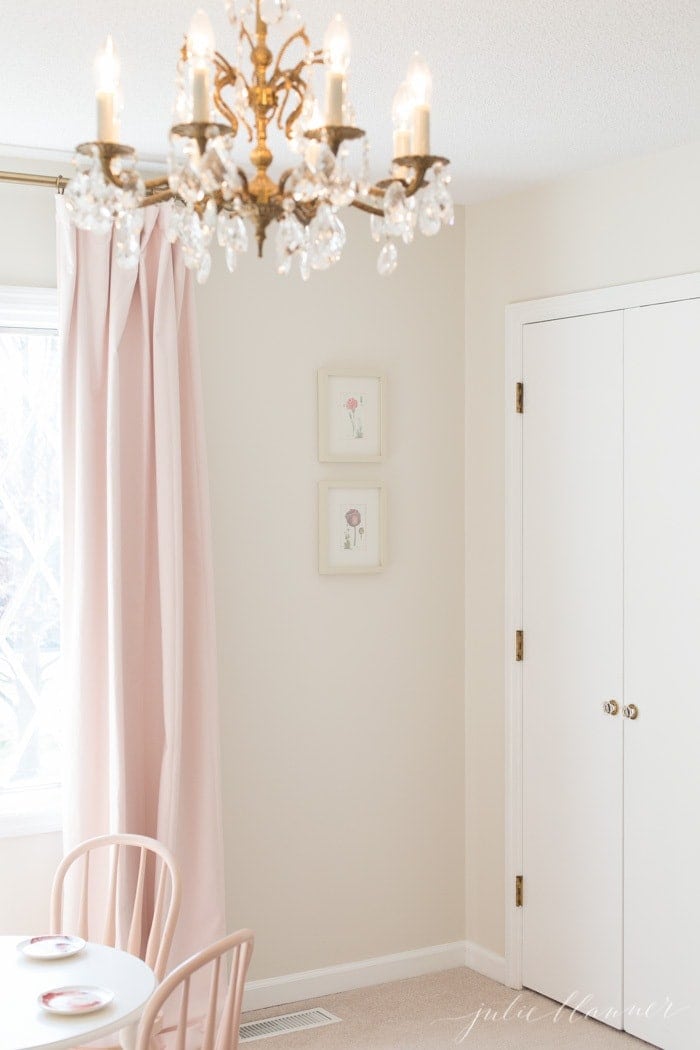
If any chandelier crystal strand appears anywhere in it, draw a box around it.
[65,1,453,280]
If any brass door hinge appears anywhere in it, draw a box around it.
[515,875,523,908]
[515,382,524,413]
[515,630,523,662]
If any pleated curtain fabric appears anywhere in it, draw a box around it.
[56,197,226,983]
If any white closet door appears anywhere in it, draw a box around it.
[522,312,623,1024]
[624,297,700,1050]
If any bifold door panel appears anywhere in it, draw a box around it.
[522,311,624,1026]
[623,298,700,1050]
[519,294,700,1050]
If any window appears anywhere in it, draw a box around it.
[0,287,61,836]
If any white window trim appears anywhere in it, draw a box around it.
[0,284,61,839]
[0,286,58,331]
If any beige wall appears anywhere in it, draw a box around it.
[197,209,466,979]
[464,140,700,956]
[0,165,466,979]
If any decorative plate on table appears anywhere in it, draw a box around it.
[18,935,86,960]
[39,985,114,1015]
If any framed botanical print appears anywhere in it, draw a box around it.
[318,480,386,574]
[317,368,385,462]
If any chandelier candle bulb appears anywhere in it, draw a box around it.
[94,35,120,142]
[393,128,411,158]
[188,9,216,122]
[412,105,430,155]
[323,14,351,124]
[325,73,345,125]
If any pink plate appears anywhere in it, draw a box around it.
[19,935,86,960]
[39,985,114,1015]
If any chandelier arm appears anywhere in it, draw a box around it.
[236,167,251,195]
[283,98,304,138]
[294,200,319,226]
[214,85,245,139]
[144,176,170,192]
[280,82,310,139]
[270,27,311,83]
[138,189,175,207]
[275,86,292,131]
[239,21,255,55]
[350,198,387,218]
[95,152,127,191]
[272,49,322,136]
[213,55,250,140]
[277,166,294,194]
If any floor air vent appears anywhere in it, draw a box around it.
[240,1007,341,1042]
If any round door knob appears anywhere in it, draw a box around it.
[623,704,639,720]
[603,700,619,716]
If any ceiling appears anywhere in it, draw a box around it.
[2,0,699,203]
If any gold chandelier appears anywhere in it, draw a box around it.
[65,0,453,281]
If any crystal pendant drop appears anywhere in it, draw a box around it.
[357,139,371,198]
[259,0,288,24]
[114,210,143,270]
[384,182,407,225]
[329,145,355,208]
[229,213,249,253]
[166,201,185,243]
[383,180,415,243]
[231,75,249,119]
[417,188,441,236]
[287,164,319,204]
[370,214,385,243]
[433,169,455,227]
[196,251,212,284]
[168,134,205,206]
[202,199,218,235]
[305,141,335,181]
[216,208,249,270]
[276,213,308,276]
[308,203,345,270]
[377,239,398,276]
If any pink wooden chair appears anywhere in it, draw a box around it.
[50,833,182,982]
[135,929,255,1050]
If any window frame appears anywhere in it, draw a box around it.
[0,284,61,839]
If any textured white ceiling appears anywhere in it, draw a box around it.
[2,0,699,202]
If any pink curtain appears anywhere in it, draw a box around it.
[56,198,226,976]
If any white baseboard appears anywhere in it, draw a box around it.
[243,940,467,1012]
[464,941,507,985]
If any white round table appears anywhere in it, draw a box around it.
[0,935,156,1050]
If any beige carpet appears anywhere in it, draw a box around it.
[242,968,651,1049]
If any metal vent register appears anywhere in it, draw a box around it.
[240,1007,342,1042]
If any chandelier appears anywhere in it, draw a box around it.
[64,0,453,282]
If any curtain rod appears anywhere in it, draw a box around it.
[0,170,67,192]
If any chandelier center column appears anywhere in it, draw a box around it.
[249,2,276,203]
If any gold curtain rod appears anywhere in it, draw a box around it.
[0,170,67,192]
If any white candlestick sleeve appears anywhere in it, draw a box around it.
[393,128,411,158]
[412,104,430,155]
[192,67,210,123]
[325,72,345,125]
[96,92,117,143]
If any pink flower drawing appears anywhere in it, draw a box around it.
[344,507,362,548]
[344,395,363,439]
